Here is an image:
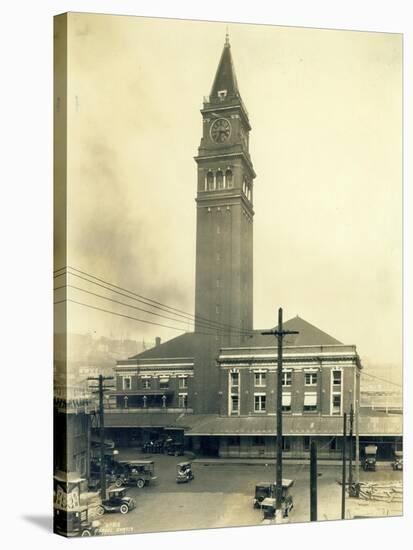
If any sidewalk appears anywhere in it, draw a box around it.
[192,457,392,467]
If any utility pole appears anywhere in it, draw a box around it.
[88,374,114,501]
[355,372,360,487]
[349,403,354,489]
[261,307,299,518]
[341,412,347,519]
[310,440,317,521]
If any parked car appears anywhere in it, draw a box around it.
[253,482,274,508]
[363,445,378,471]
[166,441,184,456]
[54,506,100,537]
[259,479,294,519]
[392,451,403,471]
[114,460,157,488]
[96,487,136,515]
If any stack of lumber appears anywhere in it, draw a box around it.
[358,481,403,503]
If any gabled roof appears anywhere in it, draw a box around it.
[247,316,342,347]
[128,332,196,361]
[127,316,342,364]
[210,38,239,100]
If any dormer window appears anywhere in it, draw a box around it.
[218,90,227,100]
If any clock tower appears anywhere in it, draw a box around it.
[193,35,256,413]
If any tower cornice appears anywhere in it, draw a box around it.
[195,192,255,217]
[194,151,256,180]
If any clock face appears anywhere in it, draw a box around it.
[210,118,231,143]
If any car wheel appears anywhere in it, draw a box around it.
[115,478,123,488]
[120,504,129,514]
[136,479,145,488]
[96,506,105,516]
[81,530,92,537]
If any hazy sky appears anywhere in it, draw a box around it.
[55,13,402,369]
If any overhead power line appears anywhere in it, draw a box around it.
[54,265,252,336]
[360,370,402,389]
[56,283,197,328]
[54,298,239,337]
[55,282,252,336]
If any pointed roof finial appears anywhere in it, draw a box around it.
[225,26,230,46]
[210,29,239,99]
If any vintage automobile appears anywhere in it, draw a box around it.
[392,451,403,471]
[259,479,294,519]
[253,481,275,508]
[176,461,194,483]
[363,444,378,471]
[54,506,100,537]
[114,460,157,488]
[142,439,165,454]
[96,487,136,515]
[165,439,185,456]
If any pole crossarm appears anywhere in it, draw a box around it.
[261,330,299,337]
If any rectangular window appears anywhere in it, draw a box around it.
[142,379,151,390]
[254,372,266,387]
[304,437,311,451]
[330,437,338,451]
[282,437,291,451]
[228,436,240,447]
[253,436,265,446]
[303,393,317,412]
[178,393,188,408]
[333,370,342,386]
[282,392,291,412]
[230,394,239,415]
[123,377,131,390]
[230,372,239,388]
[179,377,188,389]
[305,373,318,386]
[282,371,292,387]
[254,393,266,412]
[159,378,169,389]
[332,394,341,415]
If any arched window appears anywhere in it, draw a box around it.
[216,170,224,189]
[207,171,214,191]
[225,169,233,188]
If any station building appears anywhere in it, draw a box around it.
[106,36,402,460]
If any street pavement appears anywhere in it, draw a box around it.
[95,450,403,536]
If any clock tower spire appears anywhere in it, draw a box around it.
[192,36,256,413]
